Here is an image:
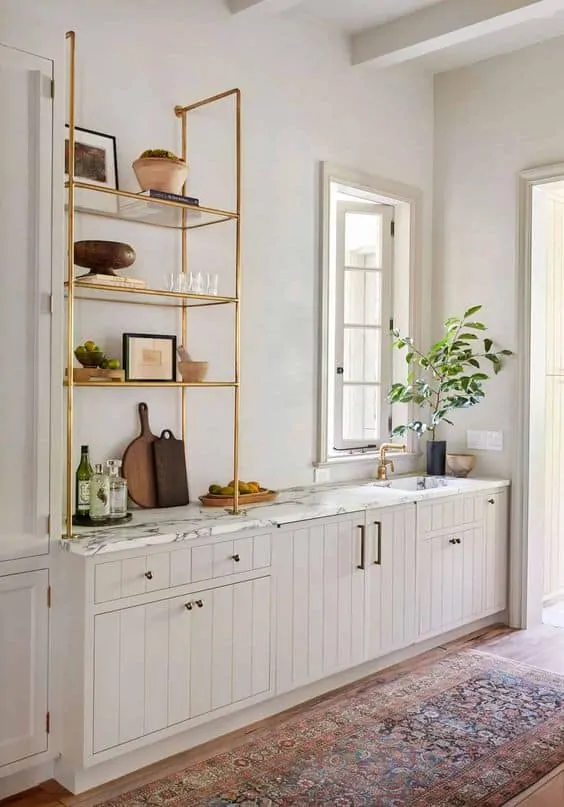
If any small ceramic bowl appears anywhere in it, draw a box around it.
[446,453,476,478]
[74,349,104,368]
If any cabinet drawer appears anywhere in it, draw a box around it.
[190,533,272,584]
[417,494,484,537]
[95,553,171,603]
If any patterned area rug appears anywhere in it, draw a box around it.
[97,650,564,807]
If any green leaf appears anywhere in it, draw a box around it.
[468,358,480,368]
[484,338,493,352]
[458,333,479,341]
[463,305,482,318]
[405,352,414,365]
[465,321,487,330]
[500,349,513,356]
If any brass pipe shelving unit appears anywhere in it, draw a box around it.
[64,31,242,536]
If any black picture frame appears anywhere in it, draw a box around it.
[65,125,119,213]
[122,333,177,383]
[65,125,119,187]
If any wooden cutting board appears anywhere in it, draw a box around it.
[153,429,189,508]
[122,402,158,508]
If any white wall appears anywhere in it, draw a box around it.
[434,36,564,479]
[2,0,434,496]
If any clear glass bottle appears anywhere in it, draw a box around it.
[89,463,110,522]
[75,445,93,517]
[106,459,128,519]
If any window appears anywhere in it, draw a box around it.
[334,199,393,449]
[317,163,418,466]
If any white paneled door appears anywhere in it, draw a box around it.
[0,570,49,767]
[93,578,271,753]
[275,514,366,694]
[0,44,53,560]
[364,505,417,660]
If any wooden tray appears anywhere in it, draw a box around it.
[199,489,277,508]
[71,367,125,382]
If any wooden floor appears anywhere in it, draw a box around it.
[3,623,564,807]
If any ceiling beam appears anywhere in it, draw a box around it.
[352,0,564,67]
[227,0,303,15]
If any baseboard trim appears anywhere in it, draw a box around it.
[55,613,506,794]
[0,759,54,800]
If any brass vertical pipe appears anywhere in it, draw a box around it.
[65,31,76,537]
[180,111,188,445]
[233,89,242,515]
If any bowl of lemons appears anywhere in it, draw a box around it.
[200,480,276,507]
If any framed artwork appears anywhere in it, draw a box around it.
[123,333,177,382]
[65,125,119,213]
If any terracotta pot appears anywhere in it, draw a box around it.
[132,157,188,194]
[74,240,136,276]
[446,453,476,478]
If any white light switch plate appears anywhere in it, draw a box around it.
[467,430,486,450]
[486,431,503,451]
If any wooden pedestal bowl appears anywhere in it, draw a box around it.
[74,240,136,277]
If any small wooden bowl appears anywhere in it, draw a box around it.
[446,453,476,478]
[179,360,208,383]
[74,241,136,277]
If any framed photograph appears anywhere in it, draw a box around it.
[123,333,177,382]
[65,125,119,213]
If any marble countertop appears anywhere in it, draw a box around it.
[59,475,510,557]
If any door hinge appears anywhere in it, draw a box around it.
[389,318,394,332]
[49,294,54,315]
[50,79,55,99]
[391,219,395,237]
[46,712,50,734]
[47,585,51,608]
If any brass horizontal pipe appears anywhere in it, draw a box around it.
[175,88,240,116]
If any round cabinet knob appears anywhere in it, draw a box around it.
[184,602,193,611]
[195,599,204,608]
[456,538,462,545]
[232,554,241,563]
[145,571,153,580]
[488,498,495,505]
[449,538,456,545]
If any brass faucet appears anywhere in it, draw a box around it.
[376,443,407,481]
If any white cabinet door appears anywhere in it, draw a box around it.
[93,600,170,753]
[0,45,53,561]
[168,577,271,726]
[275,514,365,695]
[484,491,508,613]
[418,525,486,639]
[0,570,49,766]
[364,505,417,660]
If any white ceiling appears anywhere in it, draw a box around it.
[292,0,444,34]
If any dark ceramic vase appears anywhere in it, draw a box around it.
[426,440,446,476]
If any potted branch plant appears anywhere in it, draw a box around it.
[388,305,513,476]
[132,149,188,195]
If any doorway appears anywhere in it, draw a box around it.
[518,165,564,630]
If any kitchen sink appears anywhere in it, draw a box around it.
[383,476,452,491]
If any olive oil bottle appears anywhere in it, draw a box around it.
[75,445,93,517]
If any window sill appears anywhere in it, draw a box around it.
[314,451,420,469]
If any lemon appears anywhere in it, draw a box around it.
[107,358,121,370]
[84,340,97,351]
[220,486,234,496]
[209,484,222,495]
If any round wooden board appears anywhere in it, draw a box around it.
[199,489,277,508]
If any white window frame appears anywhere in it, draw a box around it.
[333,200,394,450]
[316,162,423,467]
